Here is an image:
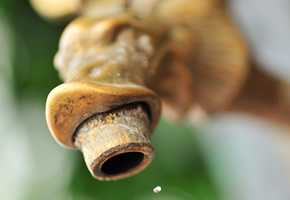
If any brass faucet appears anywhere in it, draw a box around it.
[31,0,289,180]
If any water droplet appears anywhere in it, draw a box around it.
[153,186,162,193]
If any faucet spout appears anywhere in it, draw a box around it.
[74,103,154,180]
[45,15,164,180]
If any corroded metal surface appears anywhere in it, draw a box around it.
[75,103,153,180]
[45,14,163,180]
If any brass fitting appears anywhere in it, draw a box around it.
[46,16,164,180]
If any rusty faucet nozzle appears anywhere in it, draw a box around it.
[74,103,154,180]
[45,16,162,180]
[46,81,160,181]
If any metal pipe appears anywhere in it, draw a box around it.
[74,103,154,180]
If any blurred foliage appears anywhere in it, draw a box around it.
[0,0,63,102]
[0,1,221,199]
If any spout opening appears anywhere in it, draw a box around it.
[91,145,154,181]
[75,103,155,180]
[100,152,144,175]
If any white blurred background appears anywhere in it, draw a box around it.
[201,1,290,199]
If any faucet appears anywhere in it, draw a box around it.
[31,0,290,181]
[31,0,249,181]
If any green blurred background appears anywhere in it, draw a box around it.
[0,1,220,199]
